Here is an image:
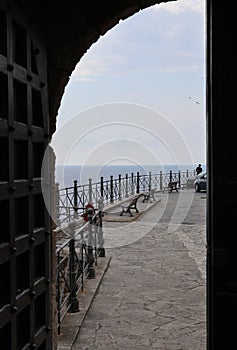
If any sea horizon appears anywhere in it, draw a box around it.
[55,164,206,189]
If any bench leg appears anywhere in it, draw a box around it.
[169,187,178,193]
[120,209,124,216]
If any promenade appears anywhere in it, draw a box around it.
[58,189,207,350]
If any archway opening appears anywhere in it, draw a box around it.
[49,0,207,348]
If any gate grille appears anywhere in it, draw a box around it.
[0,2,52,349]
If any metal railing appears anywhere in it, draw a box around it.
[55,169,195,227]
[55,204,105,334]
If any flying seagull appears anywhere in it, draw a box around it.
[188,97,200,105]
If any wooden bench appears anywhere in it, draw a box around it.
[168,181,179,193]
[142,189,156,203]
[120,195,141,217]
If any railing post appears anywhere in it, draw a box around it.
[87,207,95,279]
[118,174,122,200]
[136,172,140,193]
[142,175,146,192]
[114,178,117,201]
[57,250,61,334]
[55,182,60,227]
[160,171,163,191]
[125,174,129,197]
[110,175,114,203]
[97,197,105,257]
[68,221,79,312]
[82,185,85,212]
[66,188,70,221]
[100,176,104,198]
[149,171,152,192]
[131,172,134,195]
[105,181,108,202]
[169,170,172,182]
[73,180,78,219]
[96,183,99,207]
[89,178,92,203]
[155,173,158,191]
[178,170,181,188]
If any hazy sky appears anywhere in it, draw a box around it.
[51,0,206,168]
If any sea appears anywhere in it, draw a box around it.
[55,164,203,189]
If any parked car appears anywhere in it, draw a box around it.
[186,170,206,189]
[194,171,207,192]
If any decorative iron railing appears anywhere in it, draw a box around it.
[55,205,104,334]
[55,170,195,227]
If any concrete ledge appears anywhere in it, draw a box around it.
[57,256,112,350]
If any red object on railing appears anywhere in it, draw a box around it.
[82,202,95,222]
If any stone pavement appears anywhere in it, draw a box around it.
[58,189,207,350]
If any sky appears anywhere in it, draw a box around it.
[51,0,206,169]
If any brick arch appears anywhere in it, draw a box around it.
[47,0,170,135]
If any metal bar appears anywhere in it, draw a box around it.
[110,175,114,203]
[68,222,79,312]
[73,180,78,219]
[89,178,92,203]
[118,174,122,200]
[125,173,129,198]
[86,208,95,279]
[131,173,134,195]
[136,172,140,193]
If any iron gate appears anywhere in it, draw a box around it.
[0,1,52,349]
